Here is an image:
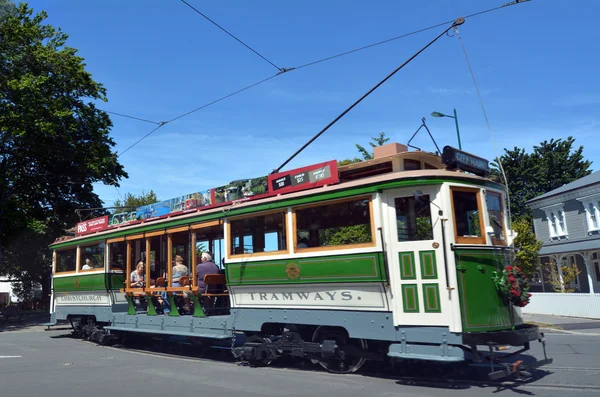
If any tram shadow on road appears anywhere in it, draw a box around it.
[73,332,556,393]
[387,354,554,394]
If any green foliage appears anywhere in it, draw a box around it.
[195,243,208,256]
[0,0,16,22]
[0,4,127,303]
[338,131,390,165]
[491,137,591,221]
[320,225,371,246]
[511,219,543,277]
[544,261,581,293]
[415,217,433,240]
[114,190,158,209]
[337,158,362,166]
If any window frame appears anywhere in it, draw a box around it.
[54,247,78,275]
[485,191,507,246]
[541,203,568,240]
[227,209,290,259]
[78,241,106,272]
[393,194,434,242]
[292,195,376,253]
[577,194,600,234]
[450,186,487,245]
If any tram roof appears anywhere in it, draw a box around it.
[51,148,501,249]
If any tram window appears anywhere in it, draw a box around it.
[404,159,421,171]
[109,241,126,271]
[486,192,506,244]
[195,223,225,268]
[55,249,76,273]
[294,197,373,249]
[394,196,433,241]
[451,188,485,244]
[229,212,287,255]
[147,236,165,279]
[79,243,105,270]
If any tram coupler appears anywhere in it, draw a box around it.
[480,336,553,380]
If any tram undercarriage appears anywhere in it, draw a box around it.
[60,313,552,381]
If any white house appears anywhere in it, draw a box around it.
[524,171,600,318]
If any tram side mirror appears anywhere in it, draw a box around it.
[413,189,426,204]
[413,189,443,216]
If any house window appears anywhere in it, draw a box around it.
[577,194,600,233]
[593,252,600,283]
[541,203,568,239]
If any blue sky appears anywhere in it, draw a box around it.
[28,0,599,206]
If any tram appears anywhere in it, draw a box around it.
[48,143,552,379]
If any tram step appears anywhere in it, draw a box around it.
[387,352,464,362]
[104,326,232,339]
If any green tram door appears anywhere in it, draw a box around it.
[383,188,449,327]
[454,246,519,332]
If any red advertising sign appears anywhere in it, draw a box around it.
[76,215,109,236]
[268,160,339,196]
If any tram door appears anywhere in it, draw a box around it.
[384,188,449,326]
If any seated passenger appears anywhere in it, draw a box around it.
[171,255,189,287]
[82,258,93,270]
[130,261,145,288]
[196,252,220,292]
[297,238,309,249]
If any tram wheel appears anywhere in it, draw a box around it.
[311,326,368,374]
[245,335,275,367]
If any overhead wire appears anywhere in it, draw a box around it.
[273,18,465,174]
[115,0,531,156]
[180,0,284,72]
[103,110,163,125]
[165,74,280,124]
[453,26,513,230]
[118,123,165,157]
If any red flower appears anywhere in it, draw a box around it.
[515,266,521,273]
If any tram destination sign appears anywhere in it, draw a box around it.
[441,146,489,177]
[268,160,339,195]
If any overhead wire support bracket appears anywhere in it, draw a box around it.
[271,17,465,174]
[406,118,441,154]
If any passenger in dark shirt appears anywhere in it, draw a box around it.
[196,252,220,292]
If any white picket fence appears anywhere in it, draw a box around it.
[522,293,600,319]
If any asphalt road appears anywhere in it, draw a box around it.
[1,327,599,397]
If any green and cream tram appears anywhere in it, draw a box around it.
[48,143,551,379]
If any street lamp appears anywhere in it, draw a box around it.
[431,108,462,150]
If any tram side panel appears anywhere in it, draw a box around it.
[51,271,126,323]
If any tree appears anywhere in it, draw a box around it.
[492,137,592,221]
[0,0,16,20]
[0,3,127,303]
[114,190,159,209]
[338,131,390,166]
[511,219,543,277]
[544,261,581,293]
